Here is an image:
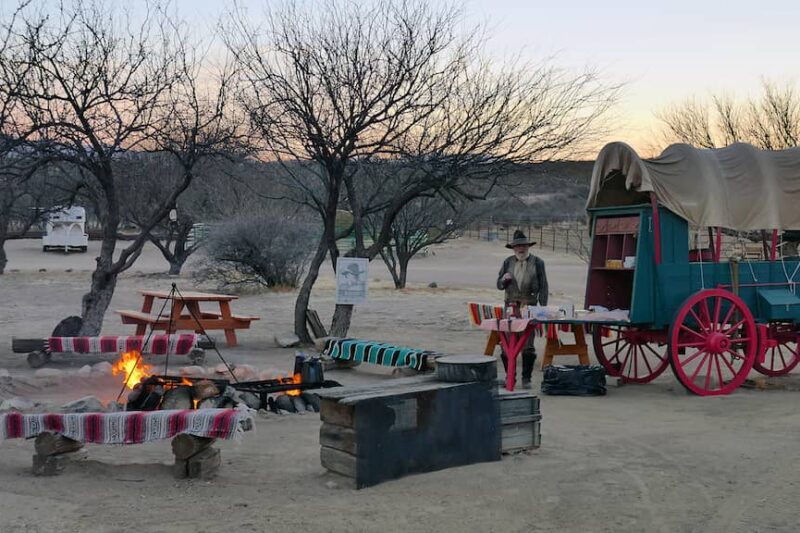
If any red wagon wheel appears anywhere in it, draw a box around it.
[753,323,800,376]
[592,326,669,383]
[668,289,757,396]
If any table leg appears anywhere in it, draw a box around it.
[219,301,238,347]
[141,295,155,314]
[574,325,590,365]
[168,301,185,335]
[497,328,534,391]
[484,330,499,356]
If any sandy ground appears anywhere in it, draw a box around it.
[0,238,799,533]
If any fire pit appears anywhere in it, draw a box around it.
[113,351,340,413]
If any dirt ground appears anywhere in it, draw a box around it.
[1,238,798,533]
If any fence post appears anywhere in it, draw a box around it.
[565,228,569,253]
[552,227,556,252]
[540,226,543,245]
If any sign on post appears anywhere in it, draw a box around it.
[335,258,369,305]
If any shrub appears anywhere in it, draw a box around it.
[199,214,315,289]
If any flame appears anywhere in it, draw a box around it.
[111,350,153,390]
[286,373,302,396]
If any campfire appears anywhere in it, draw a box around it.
[112,351,334,414]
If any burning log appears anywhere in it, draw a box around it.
[192,380,220,401]
[161,386,193,410]
[126,377,165,411]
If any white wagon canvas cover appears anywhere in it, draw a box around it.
[587,142,800,230]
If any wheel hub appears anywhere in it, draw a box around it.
[706,332,730,354]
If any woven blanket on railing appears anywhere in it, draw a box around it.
[0,408,250,445]
[47,334,198,355]
[321,338,436,371]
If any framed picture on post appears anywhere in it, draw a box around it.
[335,257,369,305]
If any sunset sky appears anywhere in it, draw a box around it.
[171,0,799,157]
[7,0,797,157]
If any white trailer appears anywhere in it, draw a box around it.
[42,206,89,252]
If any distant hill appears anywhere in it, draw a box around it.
[485,160,595,224]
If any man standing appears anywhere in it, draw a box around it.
[496,229,549,388]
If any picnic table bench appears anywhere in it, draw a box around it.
[116,290,259,347]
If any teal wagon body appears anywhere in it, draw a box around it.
[583,141,800,395]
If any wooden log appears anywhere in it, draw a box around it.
[34,433,83,456]
[186,447,221,480]
[192,380,220,401]
[27,350,52,368]
[12,338,46,353]
[171,434,216,461]
[161,386,193,410]
[435,355,497,383]
[32,454,72,476]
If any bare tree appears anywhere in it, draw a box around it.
[658,80,800,150]
[364,190,487,288]
[228,0,617,341]
[3,1,240,334]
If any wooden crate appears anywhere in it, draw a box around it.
[499,390,541,453]
[318,376,500,489]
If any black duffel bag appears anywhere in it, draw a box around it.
[541,365,606,396]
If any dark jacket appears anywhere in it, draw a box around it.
[496,254,549,306]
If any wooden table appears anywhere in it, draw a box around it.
[117,290,259,347]
[479,318,593,391]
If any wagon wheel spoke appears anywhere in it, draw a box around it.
[642,342,667,363]
[721,318,746,336]
[640,346,654,375]
[713,354,725,385]
[688,308,710,334]
[777,345,789,369]
[719,304,737,333]
[704,354,714,390]
[680,324,706,342]
[718,351,737,375]
[712,297,722,332]
[680,348,708,367]
[689,352,711,382]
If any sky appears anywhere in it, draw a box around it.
[170,0,799,156]
[7,0,799,156]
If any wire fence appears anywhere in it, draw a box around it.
[465,221,591,261]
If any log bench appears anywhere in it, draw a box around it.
[0,408,253,479]
[11,334,210,368]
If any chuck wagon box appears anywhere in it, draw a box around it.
[583,141,800,395]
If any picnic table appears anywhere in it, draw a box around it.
[116,289,259,347]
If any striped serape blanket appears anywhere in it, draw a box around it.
[467,302,505,326]
[0,408,251,445]
[322,338,437,371]
[47,334,198,355]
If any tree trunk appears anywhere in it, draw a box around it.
[80,216,119,335]
[168,260,182,275]
[294,235,329,344]
[0,238,7,275]
[0,218,8,275]
[80,268,118,335]
[330,303,354,337]
[397,256,410,289]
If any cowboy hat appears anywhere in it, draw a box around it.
[505,229,537,249]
